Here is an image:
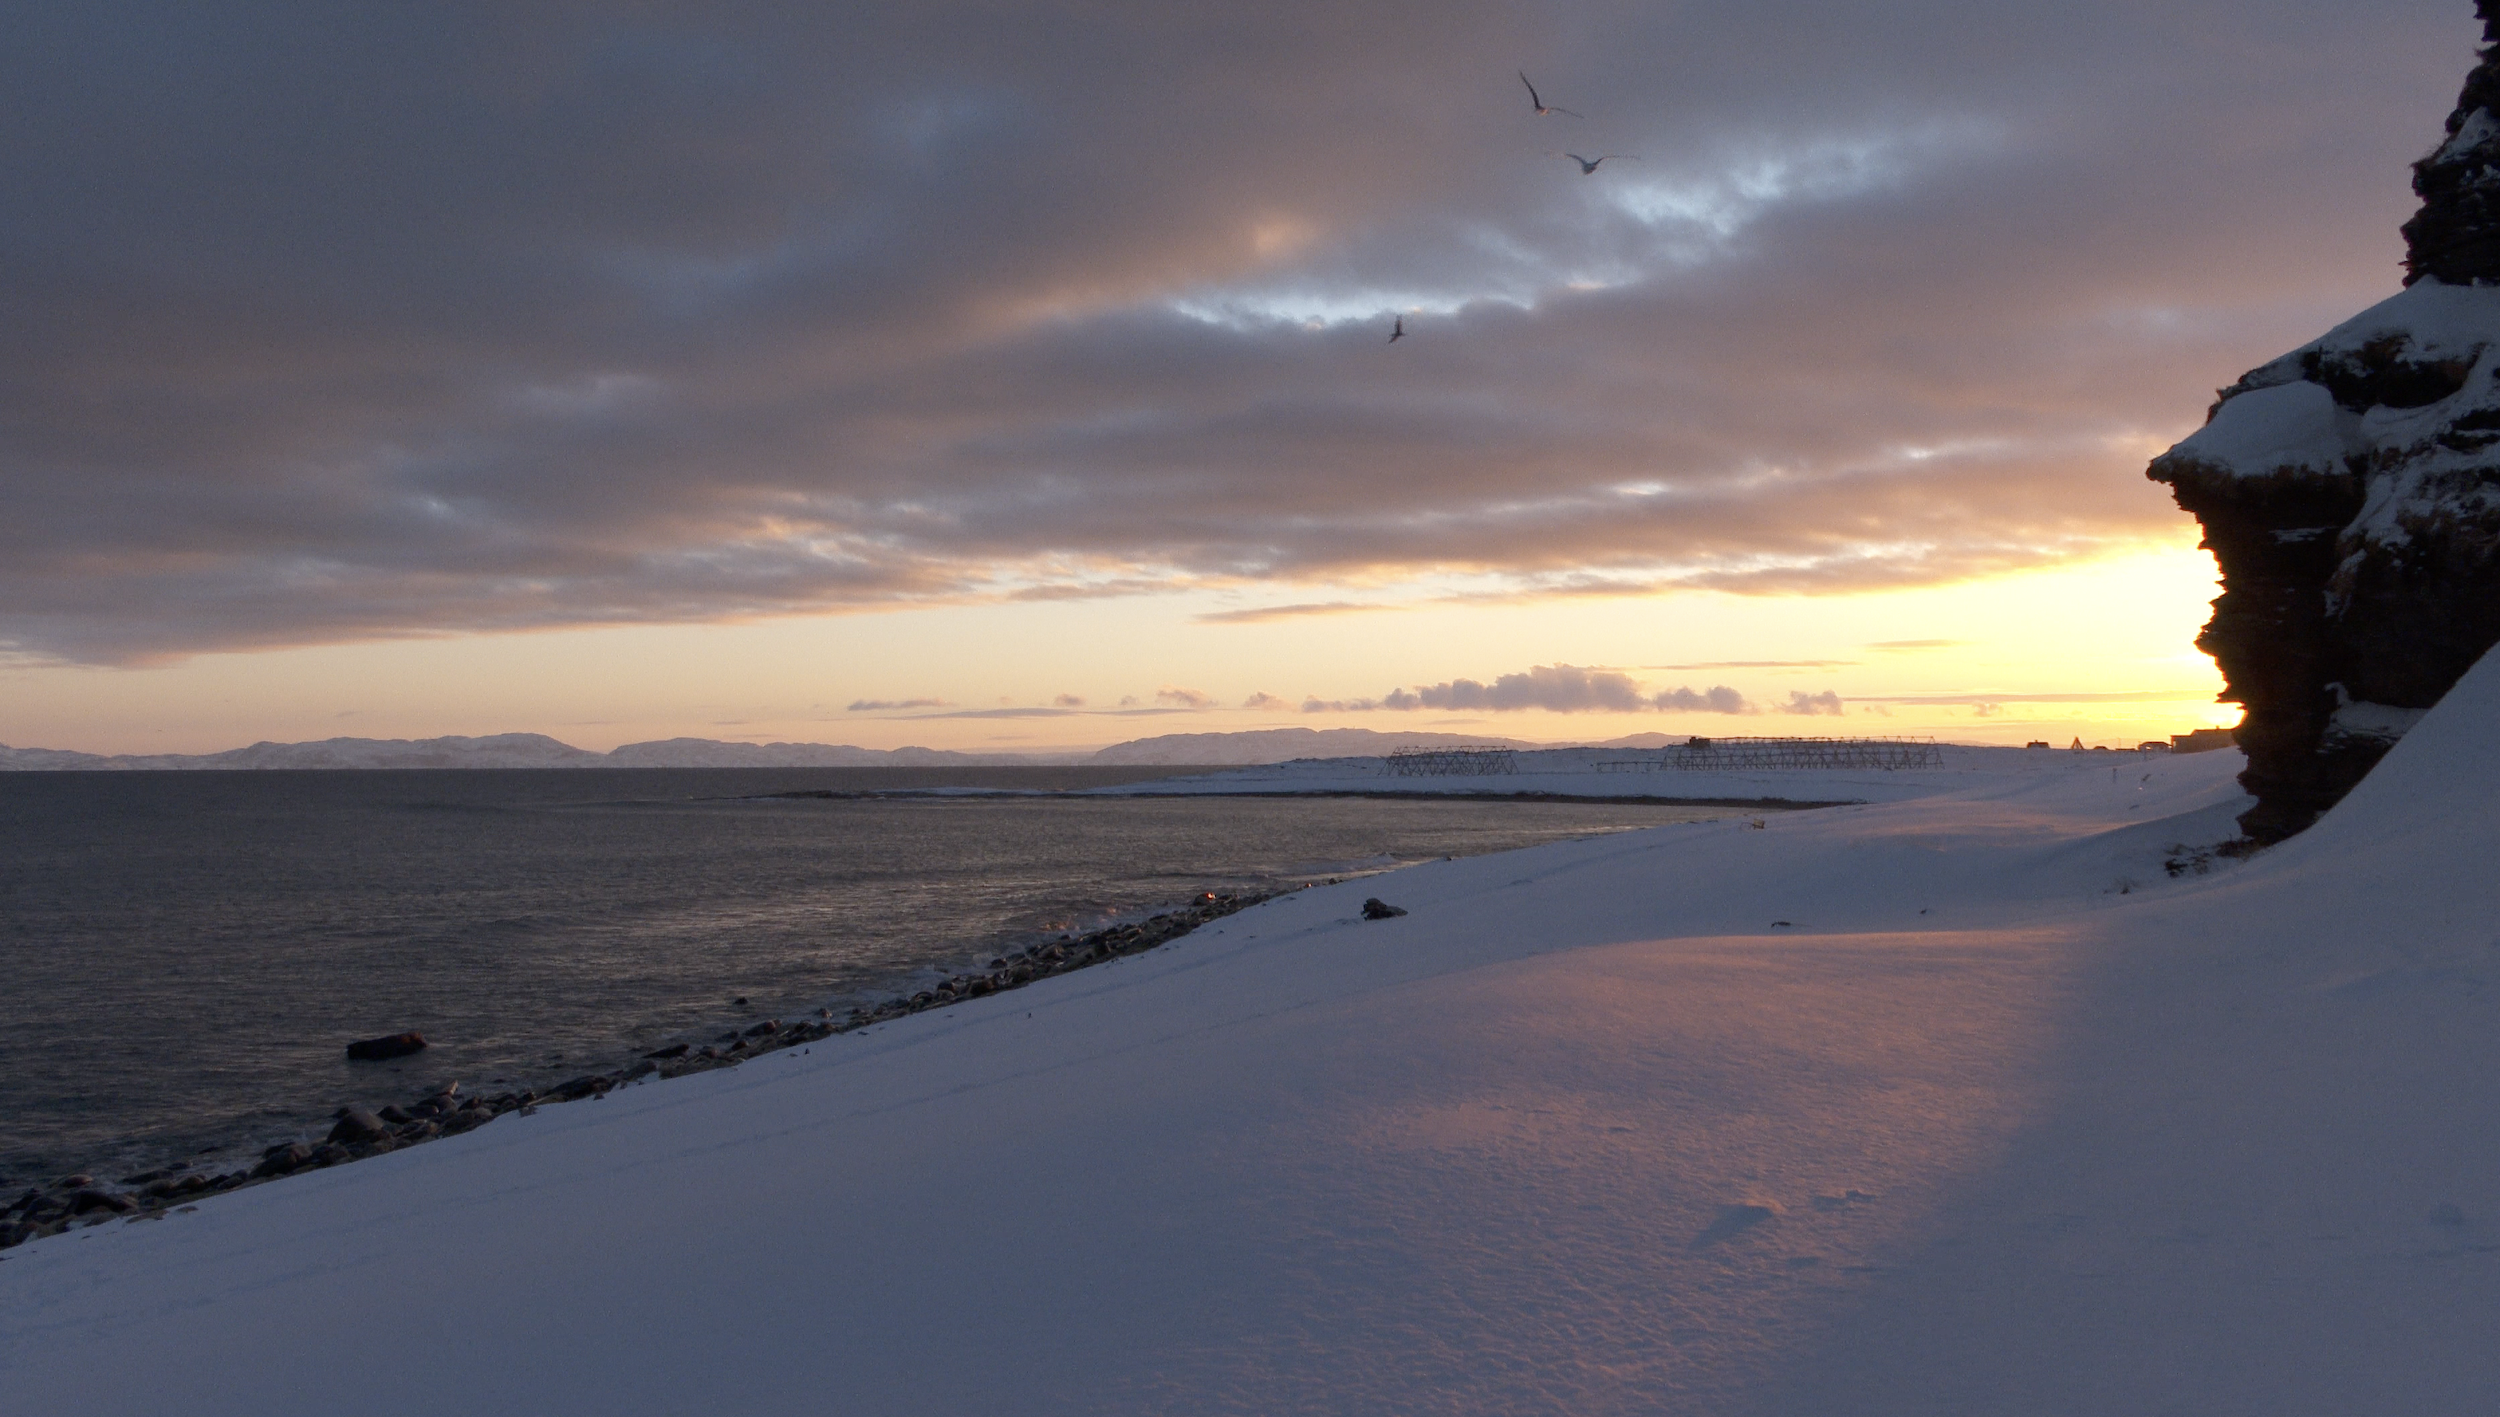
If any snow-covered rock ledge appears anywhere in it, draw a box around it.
[5,645,2496,1414]
[2149,7,2500,841]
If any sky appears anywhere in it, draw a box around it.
[0,1,2477,755]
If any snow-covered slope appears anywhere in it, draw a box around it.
[3,655,2492,1414]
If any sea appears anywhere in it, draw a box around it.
[0,767,1733,1186]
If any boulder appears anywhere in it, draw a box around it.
[327,1109,390,1144]
[344,1031,427,1061]
[252,1143,313,1178]
[69,1189,135,1216]
[1361,898,1408,920]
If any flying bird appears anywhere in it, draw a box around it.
[1388,315,1405,343]
[1519,71,1582,119]
[1562,152,1636,174]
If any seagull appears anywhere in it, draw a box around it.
[1562,152,1635,174]
[1519,71,1582,119]
[1387,315,1405,343]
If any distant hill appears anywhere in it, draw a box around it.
[0,733,1049,770]
[1,725,1710,771]
[601,738,1044,767]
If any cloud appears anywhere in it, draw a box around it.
[1398,664,1652,713]
[1865,640,1968,652]
[1156,685,1215,709]
[1053,693,1086,707]
[1195,602,1382,625]
[886,705,1193,719]
[1655,685,1755,714]
[1306,664,1759,715]
[0,3,2463,662]
[846,697,950,711]
[1645,660,1855,670]
[1854,689,2216,705]
[1242,691,1290,709]
[1778,689,1846,715]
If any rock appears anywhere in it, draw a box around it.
[345,1031,427,1061]
[643,1042,690,1059]
[1361,898,1408,920]
[376,1104,413,1124]
[69,1189,136,1216]
[252,1143,312,1178]
[2403,5,2500,287]
[2149,17,2500,841]
[742,1020,778,1037]
[53,1174,93,1191]
[327,1109,390,1144]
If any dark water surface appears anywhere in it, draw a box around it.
[0,767,1731,1184]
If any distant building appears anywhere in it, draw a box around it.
[2069,737,2086,751]
[2170,727,2239,754]
[2138,740,2172,753]
[2025,740,2051,749]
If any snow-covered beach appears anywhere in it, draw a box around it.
[4,654,2495,1413]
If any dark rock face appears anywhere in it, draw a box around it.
[2404,3,2500,287]
[2151,15,2500,843]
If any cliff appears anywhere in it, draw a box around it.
[2149,4,2500,842]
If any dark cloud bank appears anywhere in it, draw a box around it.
[0,2,2469,663]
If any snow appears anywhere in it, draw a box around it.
[5,653,2496,1414]
[2167,379,2352,480]
[2434,106,2500,165]
[2326,692,2429,746]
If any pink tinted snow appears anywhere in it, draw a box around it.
[3,655,2495,1414]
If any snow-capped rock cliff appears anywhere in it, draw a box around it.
[2149,5,2500,841]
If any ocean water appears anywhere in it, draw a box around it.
[0,767,1732,1184]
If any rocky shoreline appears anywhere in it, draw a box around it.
[0,890,1267,1253]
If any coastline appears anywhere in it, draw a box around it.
[0,890,1268,1251]
[7,699,2497,1410]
